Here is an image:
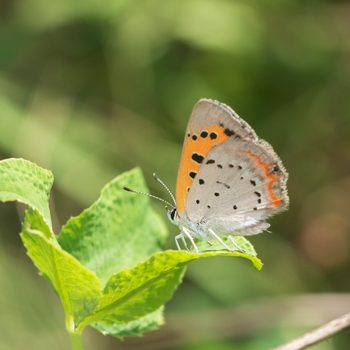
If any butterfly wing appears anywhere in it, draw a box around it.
[186,137,289,235]
[176,99,289,236]
[175,98,259,215]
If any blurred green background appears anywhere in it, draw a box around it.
[1,0,350,349]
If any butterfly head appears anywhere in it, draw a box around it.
[166,207,178,224]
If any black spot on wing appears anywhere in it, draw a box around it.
[189,171,197,179]
[210,132,217,140]
[271,164,280,174]
[191,153,204,164]
[200,131,208,138]
[206,159,215,164]
[199,179,205,185]
[192,135,198,140]
[224,128,235,137]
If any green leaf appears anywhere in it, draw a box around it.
[77,249,262,333]
[0,158,262,339]
[90,235,261,338]
[93,308,164,338]
[58,167,169,335]
[0,158,53,227]
[58,168,168,284]
[196,235,258,256]
[21,209,102,332]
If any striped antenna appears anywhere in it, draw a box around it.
[123,187,174,208]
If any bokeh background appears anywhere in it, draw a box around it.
[1,0,350,349]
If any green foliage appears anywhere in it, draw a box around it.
[21,210,102,331]
[1,1,349,348]
[57,169,168,283]
[0,158,53,226]
[0,158,261,340]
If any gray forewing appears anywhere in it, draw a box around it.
[186,99,258,140]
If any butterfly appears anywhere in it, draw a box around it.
[126,99,289,252]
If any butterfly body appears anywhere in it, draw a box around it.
[170,99,289,251]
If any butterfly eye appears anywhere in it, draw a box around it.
[170,208,176,221]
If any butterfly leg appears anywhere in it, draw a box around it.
[182,227,199,253]
[228,235,242,251]
[207,228,232,251]
[175,234,182,250]
[175,233,188,250]
[181,235,188,249]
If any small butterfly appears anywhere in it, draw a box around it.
[125,99,289,252]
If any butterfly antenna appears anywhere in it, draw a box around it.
[123,187,174,207]
[152,173,176,206]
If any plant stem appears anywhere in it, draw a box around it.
[69,332,84,350]
[272,312,350,350]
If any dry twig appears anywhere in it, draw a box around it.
[272,312,350,350]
